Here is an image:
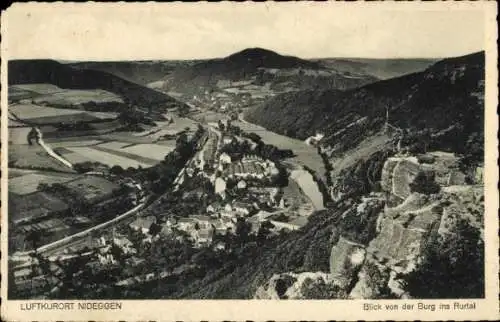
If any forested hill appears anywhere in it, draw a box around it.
[8,59,188,110]
[245,51,484,156]
[163,47,377,91]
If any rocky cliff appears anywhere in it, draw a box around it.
[254,151,484,299]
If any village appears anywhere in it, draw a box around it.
[128,118,314,250]
[8,114,317,298]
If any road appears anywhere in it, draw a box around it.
[35,128,74,169]
[12,199,148,258]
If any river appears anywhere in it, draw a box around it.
[233,118,326,210]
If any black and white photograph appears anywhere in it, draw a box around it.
[1,2,498,321]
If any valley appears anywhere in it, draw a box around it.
[6,48,485,302]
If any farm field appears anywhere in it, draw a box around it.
[9,103,118,124]
[52,138,177,167]
[8,87,40,101]
[8,127,32,145]
[9,171,78,195]
[9,144,75,173]
[120,143,175,161]
[130,115,198,140]
[189,110,229,123]
[10,84,62,95]
[10,84,123,105]
[10,104,86,119]
[47,139,104,148]
[63,146,153,168]
[65,175,121,204]
[33,88,123,106]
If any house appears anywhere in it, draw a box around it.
[191,215,212,229]
[206,204,216,213]
[269,220,301,232]
[219,152,232,164]
[176,217,195,231]
[237,180,247,190]
[305,133,325,146]
[113,236,136,255]
[233,201,254,215]
[130,216,156,235]
[215,177,227,198]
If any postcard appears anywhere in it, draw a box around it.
[1,2,498,321]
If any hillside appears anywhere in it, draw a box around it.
[68,60,197,86]
[315,58,437,80]
[163,48,377,92]
[98,52,485,301]
[246,51,484,157]
[8,60,188,111]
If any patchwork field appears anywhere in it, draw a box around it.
[9,144,75,173]
[49,136,178,168]
[120,143,175,161]
[10,84,123,106]
[130,115,198,140]
[62,146,150,168]
[8,127,32,145]
[10,104,85,119]
[33,89,123,106]
[9,171,78,195]
[8,87,40,101]
[9,103,118,124]
[10,84,62,95]
[189,110,229,123]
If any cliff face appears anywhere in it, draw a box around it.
[254,150,483,299]
[347,151,483,299]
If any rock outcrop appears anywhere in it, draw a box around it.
[254,151,483,300]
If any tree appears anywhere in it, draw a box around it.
[110,165,124,175]
[409,171,440,195]
[235,219,252,244]
[404,219,484,298]
[218,120,225,132]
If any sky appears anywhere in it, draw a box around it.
[3,2,491,61]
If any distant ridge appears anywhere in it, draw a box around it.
[164,47,374,91]
[8,59,188,109]
[246,51,485,154]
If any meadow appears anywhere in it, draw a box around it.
[9,171,78,195]
[9,144,75,173]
